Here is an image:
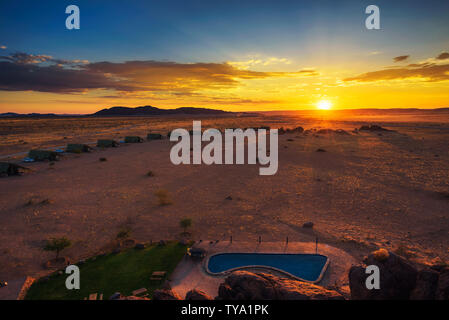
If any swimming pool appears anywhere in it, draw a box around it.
[206,253,329,283]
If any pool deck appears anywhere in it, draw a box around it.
[169,241,357,299]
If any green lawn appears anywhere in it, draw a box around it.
[26,241,187,300]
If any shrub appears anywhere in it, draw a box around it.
[154,189,172,206]
[147,170,155,177]
[116,227,131,241]
[180,218,192,234]
[43,237,71,259]
[116,227,131,246]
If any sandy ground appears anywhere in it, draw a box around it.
[0,113,448,284]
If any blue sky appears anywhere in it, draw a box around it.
[2,0,448,63]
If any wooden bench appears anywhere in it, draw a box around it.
[132,288,148,296]
[150,271,166,281]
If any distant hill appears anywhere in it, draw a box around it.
[93,106,231,116]
[0,112,60,118]
[0,106,233,118]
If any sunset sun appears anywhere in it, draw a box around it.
[317,100,332,110]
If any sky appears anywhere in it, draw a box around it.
[0,0,449,113]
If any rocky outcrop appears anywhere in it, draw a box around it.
[410,268,439,300]
[152,289,182,300]
[216,271,344,300]
[349,249,418,300]
[185,289,213,300]
[436,268,449,300]
[349,249,449,300]
[359,125,393,132]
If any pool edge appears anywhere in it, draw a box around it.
[203,252,330,284]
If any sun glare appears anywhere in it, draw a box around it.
[317,100,332,110]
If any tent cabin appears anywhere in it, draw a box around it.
[187,247,206,259]
[0,162,30,176]
[28,150,59,161]
[66,144,92,153]
[147,133,163,140]
[97,139,119,148]
[124,136,143,143]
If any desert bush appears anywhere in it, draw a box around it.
[116,227,131,246]
[180,218,192,235]
[147,170,155,177]
[154,189,172,206]
[43,237,71,259]
[116,227,131,240]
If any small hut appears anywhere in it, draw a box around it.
[124,136,143,143]
[0,162,30,176]
[28,150,59,161]
[66,144,92,153]
[97,139,119,148]
[147,133,163,140]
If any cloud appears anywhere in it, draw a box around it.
[344,52,449,83]
[0,52,318,94]
[344,62,449,82]
[0,52,88,66]
[393,55,410,62]
[436,52,449,60]
[228,56,292,69]
[0,61,135,93]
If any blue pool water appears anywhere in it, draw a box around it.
[207,253,328,282]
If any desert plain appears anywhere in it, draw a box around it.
[0,109,448,284]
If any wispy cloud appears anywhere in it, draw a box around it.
[344,53,449,83]
[228,56,292,70]
[436,52,449,60]
[393,55,410,62]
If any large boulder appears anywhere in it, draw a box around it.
[152,289,182,300]
[410,269,439,300]
[185,289,213,300]
[216,271,344,300]
[410,268,439,300]
[349,249,418,300]
[436,268,449,300]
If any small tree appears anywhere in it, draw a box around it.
[180,218,192,235]
[116,227,131,246]
[44,237,71,259]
